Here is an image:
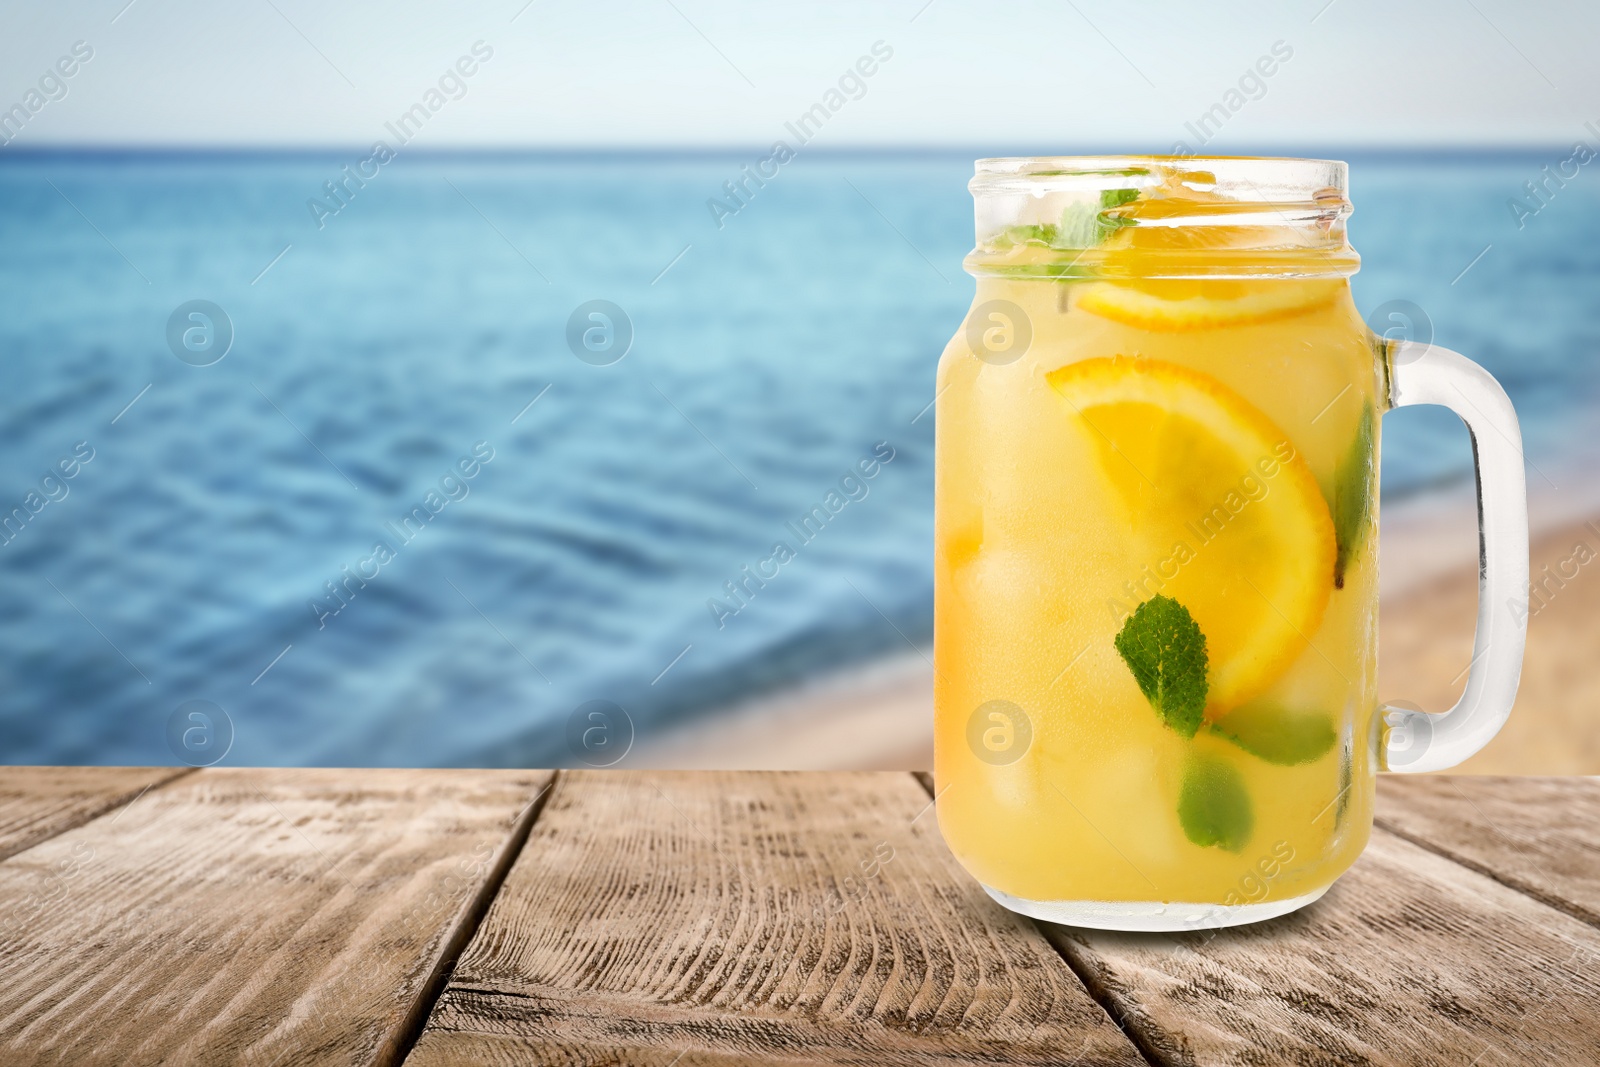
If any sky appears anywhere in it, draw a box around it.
[1,0,1596,149]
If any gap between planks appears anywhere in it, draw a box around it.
[0,768,562,1067]
[908,771,1169,1067]
[1373,812,1600,933]
[378,768,563,1067]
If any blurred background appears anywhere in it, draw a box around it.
[1,0,1597,771]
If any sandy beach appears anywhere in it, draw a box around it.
[1382,512,1600,776]
[635,472,1600,775]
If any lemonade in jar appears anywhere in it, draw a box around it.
[933,157,1529,929]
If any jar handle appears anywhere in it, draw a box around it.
[1382,341,1529,772]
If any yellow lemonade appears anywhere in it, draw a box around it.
[934,158,1381,918]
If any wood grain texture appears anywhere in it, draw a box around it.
[407,770,1145,1067]
[1377,774,1600,927]
[1045,827,1600,1066]
[0,767,552,1067]
[0,766,192,862]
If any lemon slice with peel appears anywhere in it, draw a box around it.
[1075,278,1343,332]
[1047,356,1335,715]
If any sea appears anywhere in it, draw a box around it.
[0,148,1596,766]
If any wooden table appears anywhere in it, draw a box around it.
[0,769,1596,1065]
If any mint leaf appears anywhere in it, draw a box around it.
[991,190,1138,253]
[1210,703,1336,766]
[1055,188,1139,249]
[993,223,1059,249]
[1114,594,1208,738]
[1332,400,1375,589]
[1179,754,1253,852]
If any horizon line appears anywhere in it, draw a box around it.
[0,142,1575,163]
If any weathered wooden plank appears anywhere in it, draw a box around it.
[1043,827,1600,1066]
[0,766,193,862]
[1376,775,1600,928]
[407,770,1145,1067]
[0,767,553,1067]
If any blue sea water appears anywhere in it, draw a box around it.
[0,149,1596,766]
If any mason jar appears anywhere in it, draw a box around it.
[933,156,1528,930]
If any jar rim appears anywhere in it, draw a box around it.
[971,155,1347,199]
[967,155,1357,280]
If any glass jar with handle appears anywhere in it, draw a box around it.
[933,156,1528,930]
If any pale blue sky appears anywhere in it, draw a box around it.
[2,0,1595,148]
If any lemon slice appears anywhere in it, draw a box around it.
[1047,356,1335,715]
[1075,278,1342,332]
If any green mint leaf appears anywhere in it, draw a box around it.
[1113,594,1208,738]
[992,223,1058,250]
[1179,753,1254,852]
[1054,205,1100,249]
[1209,703,1336,766]
[991,189,1138,252]
[1332,400,1375,589]
[1055,188,1139,249]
